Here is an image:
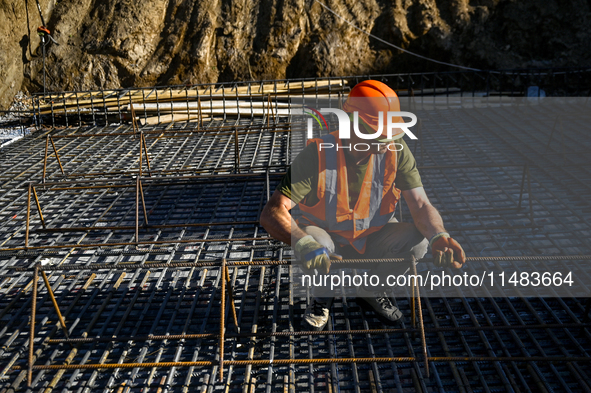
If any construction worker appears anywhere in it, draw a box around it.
[260,80,466,330]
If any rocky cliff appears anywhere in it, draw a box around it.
[1,0,590,109]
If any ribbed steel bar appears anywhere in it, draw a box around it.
[11,255,591,271]
[39,270,69,339]
[24,183,31,248]
[12,355,591,372]
[41,134,50,183]
[40,126,288,140]
[225,265,239,332]
[48,136,66,176]
[31,185,46,229]
[411,258,429,378]
[44,322,591,344]
[27,264,38,387]
[220,258,226,382]
[53,162,288,181]
[28,171,285,189]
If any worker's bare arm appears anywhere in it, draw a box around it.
[402,187,446,240]
[260,190,308,246]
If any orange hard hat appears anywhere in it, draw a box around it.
[342,80,404,140]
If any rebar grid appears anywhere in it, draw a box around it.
[1,74,591,392]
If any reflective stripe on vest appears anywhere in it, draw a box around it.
[296,132,400,253]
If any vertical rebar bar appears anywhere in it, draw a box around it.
[234,126,240,173]
[63,95,69,128]
[139,132,143,178]
[130,95,137,138]
[102,89,108,124]
[267,94,271,129]
[411,258,428,378]
[138,179,149,226]
[141,132,152,175]
[28,264,39,387]
[220,258,226,382]
[198,94,203,130]
[42,136,49,183]
[224,266,239,332]
[156,89,161,124]
[49,136,65,176]
[410,277,416,329]
[75,91,82,125]
[41,36,46,96]
[40,270,69,339]
[135,176,140,246]
[31,186,46,229]
[185,87,190,121]
[25,183,32,248]
[170,88,174,123]
[116,91,122,124]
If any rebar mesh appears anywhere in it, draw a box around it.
[1,71,591,392]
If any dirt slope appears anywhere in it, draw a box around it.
[1,0,590,108]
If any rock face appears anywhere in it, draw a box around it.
[1,0,590,109]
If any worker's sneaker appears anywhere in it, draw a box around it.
[356,287,403,324]
[302,297,333,331]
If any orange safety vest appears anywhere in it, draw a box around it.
[296,131,401,253]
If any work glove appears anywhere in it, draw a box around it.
[430,232,466,269]
[295,235,331,274]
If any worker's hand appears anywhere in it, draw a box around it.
[295,235,331,274]
[430,233,466,269]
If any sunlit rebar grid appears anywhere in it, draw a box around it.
[0,70,591,392]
